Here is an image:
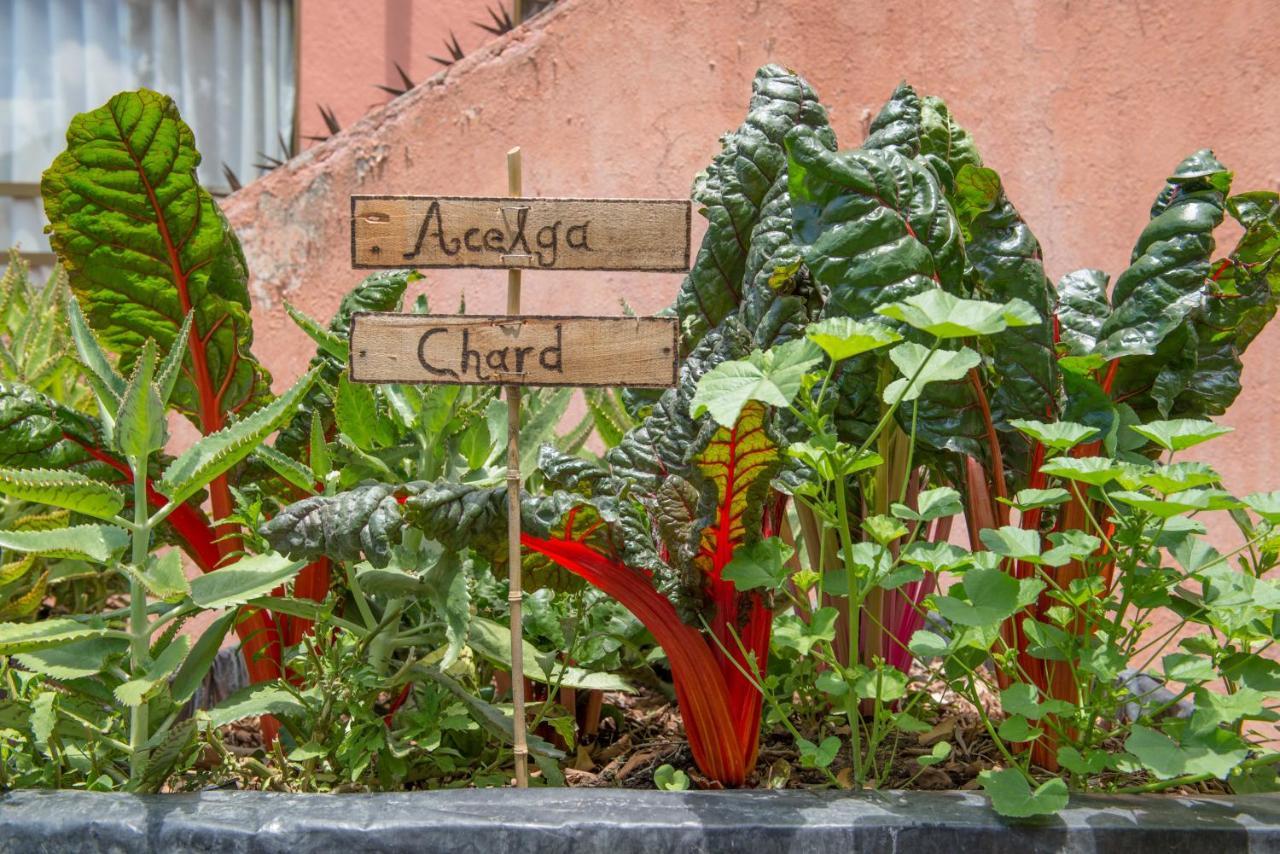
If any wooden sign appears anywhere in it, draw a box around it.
[351,196,691,271]
[349,313,678,388]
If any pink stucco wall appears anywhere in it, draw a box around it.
[295,0,502,144]
[232,0,1280,502]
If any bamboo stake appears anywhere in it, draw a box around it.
[505,146,529,788]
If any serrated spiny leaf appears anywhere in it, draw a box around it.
[159,366,320,506]
[0,467,124,520]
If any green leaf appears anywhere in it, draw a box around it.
[1039,456,1124,487]
[815,670,848,697]
[691,339,822,427]
[252,444,318,495]
[797,735,842,769]
[1041,531,1101,566]
[875,290,1039,339]
[308,411,331,481]
[891,486,961,522]
[1001,488,1070,512]
[1190,686,1270,731]
[421,552,471,669]
[159,366,320,505]
[262,482,413,569]
[520,389,573,474]
[1244,491,1280,523]
[1055,269,1110,357]
[287,742,328,762]
[42,89,273,429]
[0,618,113,654]
[1008,419,1098,453]
[1125,724,1248,780]
[207,682,308,728]
[115,636,189,706]
[30,691,56,749]
[188,552,306,609]
[154,310,192,407]
[1140,462,1220,494]
[1000,683,1073,720]
[0,524,128,562]
[138,550,190,600]
[114,339,165,459]
[654,764,691,791]
[883,343,980,404]
[979,526,1042,562]
[722,536,794,592]
[997,715,1041,742]
[1129,419,1233,452]
[772,607,838,657]
[0,467,124,520]
[137,718,198,793]
[65,297,124,407]
[1057,746,1109,777]
[1108,490,1202,519]
[804,317,901,362]
[284,301,346,362]
[861,514,909,545]
[789,129,968,314]
[933,567,1025,628]
[15,635,128,679]
[335,375,392,452]
[1162,652,1215,683]
[918,741,953,767]
[900,542,970,572]
[170,608,238,705]
[852,666,907,702]
[979,768,1068,818]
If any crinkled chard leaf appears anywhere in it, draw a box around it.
[1097,150,1230,362]
[261,482,415,568]
[676,65,835,347]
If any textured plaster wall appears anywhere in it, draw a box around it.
[295,0,500,143]
[230,0,1280,501]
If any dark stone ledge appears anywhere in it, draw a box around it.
[2,788,1279,853]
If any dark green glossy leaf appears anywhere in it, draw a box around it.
[676,66,834,347]
[1056,269,1110,358]
[1098,151,1230,361]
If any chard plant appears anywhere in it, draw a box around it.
[24,89,408,731]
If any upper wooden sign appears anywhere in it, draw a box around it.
[349,313,678,388]
[350,196,692,271]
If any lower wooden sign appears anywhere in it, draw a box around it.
[348,313,679,388]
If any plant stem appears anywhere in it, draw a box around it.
[127,455,152,784]
[1114,752,1280,794]
[834,473,864,784]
